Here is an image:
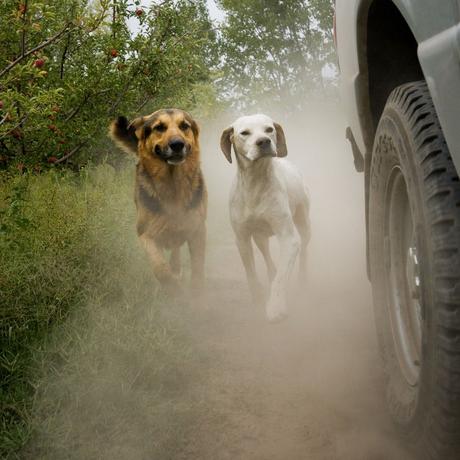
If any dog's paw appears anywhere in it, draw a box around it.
[266,309,288,323]
[190,291,209,311]
[250,282,267,308]
[162,278,185,301]
[265,296,288,323]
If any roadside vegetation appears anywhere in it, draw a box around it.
[1,165,204,458]
[218,0,335,111]
[0,1,334,457]
[0,0,217,169]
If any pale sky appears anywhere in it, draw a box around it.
[127,0,225,33]
[207,0,226,22]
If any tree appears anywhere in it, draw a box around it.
[217,0,335,112]
[0,0,217,169]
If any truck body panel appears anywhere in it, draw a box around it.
[336,0,460,173]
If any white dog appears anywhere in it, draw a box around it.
[220,114,310,322]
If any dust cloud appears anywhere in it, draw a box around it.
[194,100,416,460]
[25,100,417,459]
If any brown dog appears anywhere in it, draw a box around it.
[109,109,207,299]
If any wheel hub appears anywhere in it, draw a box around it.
[385,167,423,386]
[406,246,421,300]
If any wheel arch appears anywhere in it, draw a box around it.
[356,0,424,153]
[354,0,424,277]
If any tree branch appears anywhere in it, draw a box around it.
[21,1,29,58]
[107,17,185,117]
[60,33,71,79]
[0,115,28,140]
[55,139,89,164]
[0,24,72,79]
[64,88,111,122]
[0,112,11,126]
[135,96,152,113]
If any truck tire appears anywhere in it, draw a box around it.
[369,80,460,459]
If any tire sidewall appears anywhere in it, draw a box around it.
[369,103,435,437]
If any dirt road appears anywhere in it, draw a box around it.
[179,106,416,459]
[27,104,417,459]
[177,247,413,460]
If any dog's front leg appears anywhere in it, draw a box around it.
[187,223,206,305]
[139,234,182,296]
[266,225,300,322]
[170,247,181,277]
[253,234,276,284]
[235,231,265,307]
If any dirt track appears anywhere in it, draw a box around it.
[180,106,417,459]
[178,248,414,460]
[27,104,418,459]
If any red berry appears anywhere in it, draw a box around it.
[11,128,22,139]
[52,105,60,113]
[58,139,66,144]
[110,49,118,58]
[48,124,57,131]
[135,8,143,16]
[33,58,45,68]
[0,100,3,110]
[47,156,58,164]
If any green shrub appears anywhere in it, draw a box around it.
[0,165,201,458]
[0,0,217,169]
[1,165,136,340]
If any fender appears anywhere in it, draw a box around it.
[336,0,460,278]
[337,0,460,172]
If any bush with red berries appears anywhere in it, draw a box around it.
[0,0,217,171]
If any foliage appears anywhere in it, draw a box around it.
[217,0,336,111]
[0,165,199,457]
[0,1,341,456]
[0,0,217,169]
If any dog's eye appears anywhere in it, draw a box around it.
[144,125,152,138]
[265,127,274,133]
[154,124,167,132]
[240,130,250,136]
[179,122,190,131]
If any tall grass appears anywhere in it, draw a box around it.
[0,165,202,458]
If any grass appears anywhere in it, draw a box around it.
[0,164,205,459]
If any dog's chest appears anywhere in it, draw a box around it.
[230,177,292,238]
[156,211,202,247]
[231,200,275,236]
[246,215,274,237]
[135,168,206,247]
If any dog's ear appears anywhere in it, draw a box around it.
[190,118,200,139]
[220,126,234,163]
[109,116,144,155]
[274,122,287,157]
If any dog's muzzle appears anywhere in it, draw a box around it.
[154,137,189,165]
[255,136,276,159]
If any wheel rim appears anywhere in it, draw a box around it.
[385,167,423,387]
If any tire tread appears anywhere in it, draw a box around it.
[379,81,460,459]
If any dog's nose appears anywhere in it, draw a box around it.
[256,137,271,148]
[169,139,185,153]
